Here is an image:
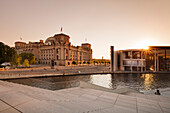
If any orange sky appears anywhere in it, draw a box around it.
[0,0,170,59]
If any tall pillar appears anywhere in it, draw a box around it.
[165,48,167,71]
[130,51,132,72]
[154,49,157,72]
[111,46,114,72]
[145,51,146,72]
[157,53,159,71]
[131,65,132,72]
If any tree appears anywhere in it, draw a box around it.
[10,52,21,67]
[19,53,36,64]
[87,61,90,64]
[93,61,96,65]
[83,61,86,64]
[30,56,36,64]
[102,61,105,64]
[0,42,16,64]
[23,59,29,67]
[72,60,77,65]
[15,56,22,67]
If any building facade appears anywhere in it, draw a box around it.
[111,46,170,72]
[146,46,170,71]
[15,33,92,66]
[113,49,146,72]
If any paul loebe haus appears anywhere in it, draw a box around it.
[15,33,92,66]
[111,46,170,72]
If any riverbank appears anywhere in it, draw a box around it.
[0,65,170,80]
[0,65,110,79]
[0,80,170,113]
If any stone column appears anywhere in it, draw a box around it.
[110,46,114,72]
[155,49,157,72]
[157,53,159,71]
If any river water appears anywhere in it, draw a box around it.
[5,73,170,92]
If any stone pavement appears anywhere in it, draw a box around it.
[0,80,170,113]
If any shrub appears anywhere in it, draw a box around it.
[72,60,77,65]
[23,59,29,67]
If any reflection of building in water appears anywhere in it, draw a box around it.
[111,46,170,72]
[110,73,142,90]
[15,33,92,66]
[141,74,154,90]
[90,74,112,89]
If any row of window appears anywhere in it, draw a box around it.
[40,61,57,65]
[40,55,59,60]
[41,49,54,53]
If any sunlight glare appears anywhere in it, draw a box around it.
[133,40,158,49]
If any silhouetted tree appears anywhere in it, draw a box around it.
[0,42,16,64]
[83,61,86,64]
[72,60,77,65]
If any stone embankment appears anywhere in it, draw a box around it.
[0,65,110,79]
[1,64,169,79]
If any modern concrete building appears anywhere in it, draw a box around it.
[147,46,170,71]
[15,33,92,66]
[111,46,170,72]
[112,48,146,72]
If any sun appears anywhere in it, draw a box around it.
[133,40,158,50]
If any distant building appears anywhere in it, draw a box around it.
[15,33,92,66]
[111,46,170,72]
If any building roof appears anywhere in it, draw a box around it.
[15,41,26,44]
[119,49,145,52]
[54,33,70,38]
[149,46,170,49]
[82,43,91,45]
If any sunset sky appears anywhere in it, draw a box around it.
[0,0,170,59]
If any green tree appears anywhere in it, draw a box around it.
[30,56,36,64]
[93,61,96,65]
[16,56,22,67]
[102,61,105,64]
[19,53,36,64]
[23,59,29,67]
[107,61,111,64]
[87,61,90,64]
[10,52,18,66]
[10,53,23,68]
[0,42,16,64]
[83,61,86,64]
[72,60,77,65]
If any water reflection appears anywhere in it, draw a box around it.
[141,74,154,90]
[5,74,170,92]
[90,74,113,89]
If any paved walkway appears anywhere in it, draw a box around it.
[0,80,170,113]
